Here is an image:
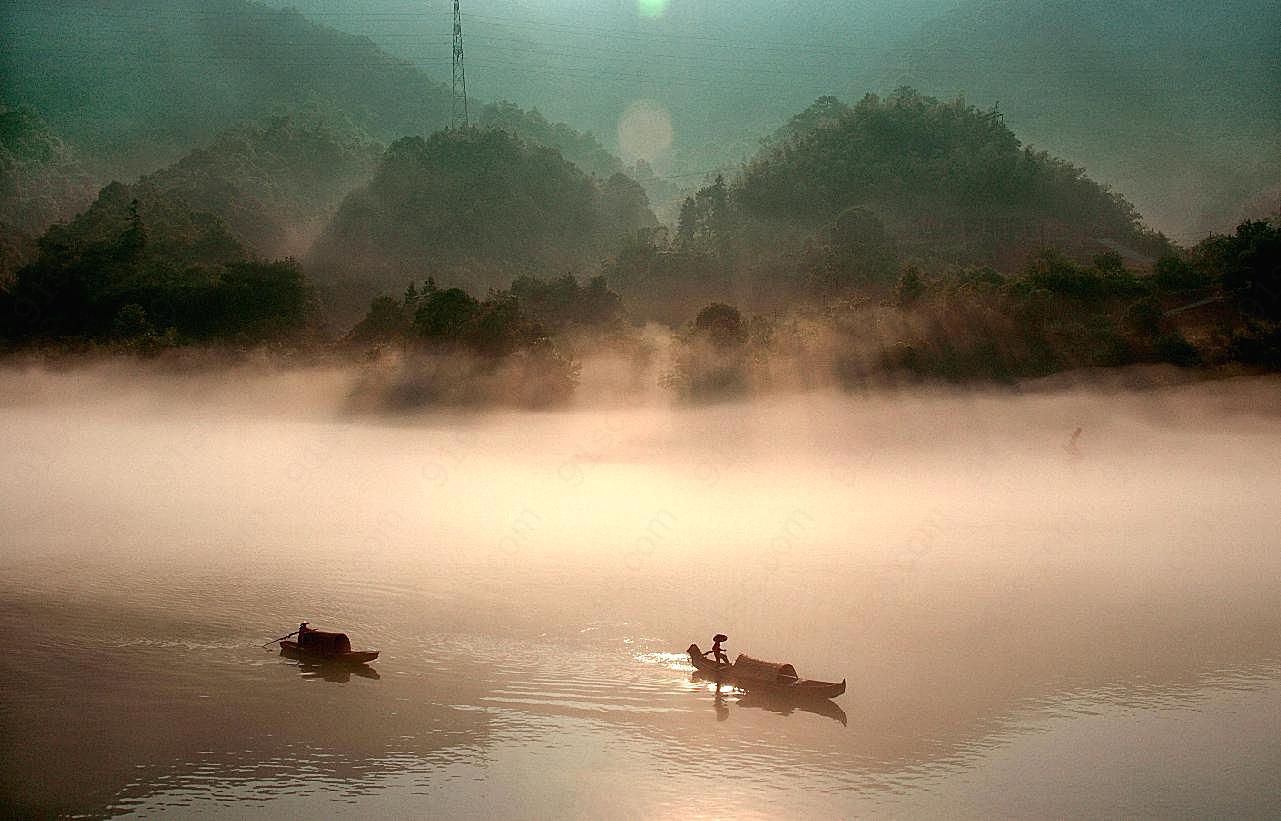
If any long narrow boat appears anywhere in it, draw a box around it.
[687,644,845,700]
[280,630,379,666]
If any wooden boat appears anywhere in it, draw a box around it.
[280,630,379,666]
[687,644,845,700]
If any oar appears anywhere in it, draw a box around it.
[262,630,299,648]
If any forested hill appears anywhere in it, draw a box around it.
[883,0,1281,241]
[0,0,452,178]
[308,129,657,296]
[129,113,383,260]
[476,102,623,181]
[703,90,1168,272]
[0,106,96,276]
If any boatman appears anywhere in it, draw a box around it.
[707,633,729,665]
[298,621,311,646]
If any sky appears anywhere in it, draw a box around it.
[256,0,1280,240]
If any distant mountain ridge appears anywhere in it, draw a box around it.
[882,0,1281,240]
[1,0,452,178]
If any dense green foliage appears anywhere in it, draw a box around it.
[602,233,727,326]
[509,274,624,330]
[350,274,624,348]
[608,91,1176,325]
[477,102,623,181]
[133,113,382,259]
[0,186,313,347]
[309,129,655,292]
[666,220,1281,394]
[345,277,583,408]
[735,90,1163,267]
[5,0,1275,247]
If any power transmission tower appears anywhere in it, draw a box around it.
[451,0,469,128]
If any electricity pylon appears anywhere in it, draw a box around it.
[452,0,469,128]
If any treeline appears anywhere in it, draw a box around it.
[0,191,313,349]
[665,219,1280,398]
[343,275,626,409]
[3,86,1278,409]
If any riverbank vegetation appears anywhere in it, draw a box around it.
[2,90,1278,408]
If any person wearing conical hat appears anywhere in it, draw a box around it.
[708,633,729,665]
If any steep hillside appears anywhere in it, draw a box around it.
[134,113,382,259]
[0,106,96,276]
[0,0,451,177]
[734,91,1162,253]
[883,0,1281,240]
[607,90,1171,318]
[476,102,622,180]
[308,128,656,296]
[2,182,314,345]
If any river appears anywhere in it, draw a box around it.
[2,364,1280,817]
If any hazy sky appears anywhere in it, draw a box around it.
[3,0,1276,238]
[258,0,1280,239]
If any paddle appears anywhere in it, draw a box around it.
[262,630,299,648]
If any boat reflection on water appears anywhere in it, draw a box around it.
[692,672,848,726]
[740,690,848,726]
[284,656,383,683]
[277,644,381,683]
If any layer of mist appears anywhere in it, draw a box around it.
[3,364,1281,815]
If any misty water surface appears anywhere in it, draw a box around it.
[2,364,1280,817]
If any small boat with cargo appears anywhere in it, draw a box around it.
[267,623,379,666]
[687,643,845,700]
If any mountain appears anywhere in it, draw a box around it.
[476,102,622,180]
[308,128,657,297]
[244,1,1280,241]
[732,90,1163,258]
[0,0,451,178]
[881,0,1281,241]
[606,90,1172,319]
[0,106,96,276]
[131,112,382,259]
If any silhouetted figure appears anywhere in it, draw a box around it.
[298,621,311,647]
[706,633,729,665]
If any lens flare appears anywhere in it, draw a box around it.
[637,0,669,18]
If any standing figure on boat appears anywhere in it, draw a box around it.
[707,633,729,665]
[298,621,311,647]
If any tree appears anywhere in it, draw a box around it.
[1200,220,1281,319]
[894,266,926,306]
[413,287,481,343]
[693,302,745,347]
[676,175,731,253]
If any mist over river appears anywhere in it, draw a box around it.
[2,363,1280,818]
